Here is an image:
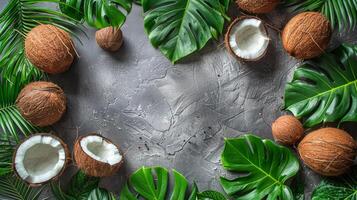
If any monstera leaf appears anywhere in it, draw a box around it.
[284,44,357,128]
[120,167,193,200]
[312,167,357,200]
[220,134,300,200]
[142,0,230,63]
[60,0,132,29]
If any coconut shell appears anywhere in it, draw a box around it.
[25,24,75,74]
[225,16,269,62]
[272,115,304,145]
[282,12,331,59]
[298,128,356,176]
[74,133,124,177]
[236,0,279,14]
[16,81,66,127]
[13,133,70,187]
[95,27,123,52]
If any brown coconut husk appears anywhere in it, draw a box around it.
[236,0,280,14]
[95,27,123,52]
[74,133,124,177]
[16,81,66,127]
[282,12,332,59]
[25,24,75,74]
[272,115,304,145]
[12,133,70,187]
[225,16,269,62]
[298,128,357,176]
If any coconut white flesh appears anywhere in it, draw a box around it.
[229,18,269,60]
[80,136,122,165]
[14,135,66,184]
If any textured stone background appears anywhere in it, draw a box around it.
[1,2,357,199]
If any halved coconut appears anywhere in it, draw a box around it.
[74,134,123,177]
[13,134,69,186]
[225,17,269,61]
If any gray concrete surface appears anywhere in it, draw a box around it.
[1,1,357,199]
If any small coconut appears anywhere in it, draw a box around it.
[25,24,75,74]
[225,17,270,62]
[236,0,280,14]
[16,81,66,127]
[13,133,70,186]
[272,115,304,145]
[95,27,123,52]
[298,128,356,176]
[74,134,123,177]
[282,12,331,59]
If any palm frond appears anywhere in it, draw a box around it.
[284,0,357,31]
[0,0,81,82]
[0,137,15,176]
[0,174,43,200]
[0,75,42,142]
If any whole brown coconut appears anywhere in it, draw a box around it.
[16,81,66,127]
[74,134,124,177]
[25,24,75,74]
[282,12,331,59]
[236,0,280,14]
[298,128,356,176]
[95,27,123,52]
[272,115,304,145]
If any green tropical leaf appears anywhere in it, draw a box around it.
[120,166,195,200]
[284,44,357,128]
[0,175,43,200]
[0,0,80,82]
[0,137,15,176]
[51,170,100,200]
[284,0,357,31]
[142,0,230,63]
[60,0,84,20]
[83,0,132,29]
[87,188,116,200]
[220,134,300,200]
[197,190,227,200]
[311,167,357,200]
[0,76,42,141]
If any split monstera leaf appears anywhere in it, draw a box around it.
[284,44,357,128]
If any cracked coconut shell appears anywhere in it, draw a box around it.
[25,24,75,74]
[282,12,331,59]
[272,115,304,145]
[298,128,356,176]
[16,81,66,127]
[74,134,124,177]
[236,0,280,14]
[95,27,123,52]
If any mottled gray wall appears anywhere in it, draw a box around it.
[1,2,357,199]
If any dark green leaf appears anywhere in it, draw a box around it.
[291,172,305,200]
[311,167,357,200]
[284,44,357,128]
[284,0,357,31]
[0,137,15,176]
[0,175,43,200]
[51,182,77,200]
[142,0,230,63]
[67,170,100,199]
[83,0,132,29]
[87,188,116,200]
[220,134,300,200]
[198,190,227,200]
[60,0,84,20]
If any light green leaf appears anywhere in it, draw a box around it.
[119,166,194,200]
[284,0,357,31]
[0,175,43,200]
[142,0,230,63]
[220,134,299,200]
[284,44,357,128]
[312,167,357,200]
[197,190,227,200]
[87,188,116,200]
[83,0,132,29]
